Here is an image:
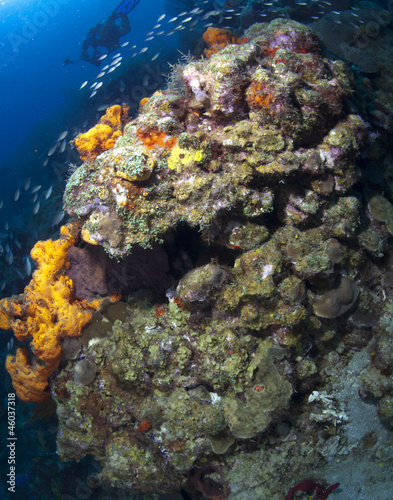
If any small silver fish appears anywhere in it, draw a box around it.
[95,82,103,90]
[44,185,53,199]
[57,131,68,141]
[140,47,148,53]
[153,24,161,29]
[43,158,49,167]
[24,178,31,190]
[97,71,105,78]
[90,90,98,98]
[157,14,165,22]
[48,144,57,156]
[60,139,67,153]
[33,201,40,215]
[31,185,41,193]
[24,256,32,276]
[14,239,21,249]
[15,268,24,279]
[156,31,164,35]
[146,31,154,36]
[80,81,88,89]
[145,36,154,41]
[102,64,110,70]
[168,16,178,22]
[112,52,121,58]
[121,41,129,47]
[107,66,116,73]
[151,52,160,61]
[90,82,98,89]
[52,210,65,227]
[98,54,107,60]
[6,250,13,265]
[182,16,193,22]
[31,193,38,203]
[0,280,5,291]
[14,189,20,201]
[0,200,3,209]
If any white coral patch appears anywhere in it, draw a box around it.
[261,264,274,279]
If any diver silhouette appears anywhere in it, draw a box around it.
[64,0,140,66]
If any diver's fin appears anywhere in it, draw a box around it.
[114,0,141,16]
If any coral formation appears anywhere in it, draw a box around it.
[4,15,393,498]
[74,104,129,161]
[202,27,249,58]
[0,224,105,402]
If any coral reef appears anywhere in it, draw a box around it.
[4,16,393,498]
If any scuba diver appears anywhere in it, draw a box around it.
[65,0,140,66]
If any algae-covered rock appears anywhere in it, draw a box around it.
[224,342,292,439]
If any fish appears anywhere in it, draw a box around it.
[0,280,5,291]
[80,81,88,89]
[57,131,68,141]
[44,185,53,199]
[51,210,65,227]
[151,52,160,61]
[107,66,116,73]
[111,57,122,65]
[90,90,97,98]
[5,221,9,230]
[112,52,121,58]
[0,200,3,209]
[169,16,178,22]
[157,14,165,22]
[156,31,164,35]
[153,24,161,29]
[31,185,41,193]
[43,158,49,167]
[90,82,98,89]
[14,239,21,249]
[0,245,3,255]
[140,47,148,53]
[48,144,57,156]
[98,54,107,60]
[102,64,110,70]
[15,268,24,280]
[96,71,105,78]
[146,31,154,36]
[121,41,129,47]
[24,256,32,276]
[60,139,67,153]
[31,193,38,203]
[95,82,103,90]
[6,249,13,265]
[145,36,154,41]
[14,189,20,201]
[182,17,193,22]
[33,201,40,215]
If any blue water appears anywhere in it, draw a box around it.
[0,0,165,166]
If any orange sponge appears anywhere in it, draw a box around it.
[74,104,129,161]
[0,223,105,403]
[203,27,249,58]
